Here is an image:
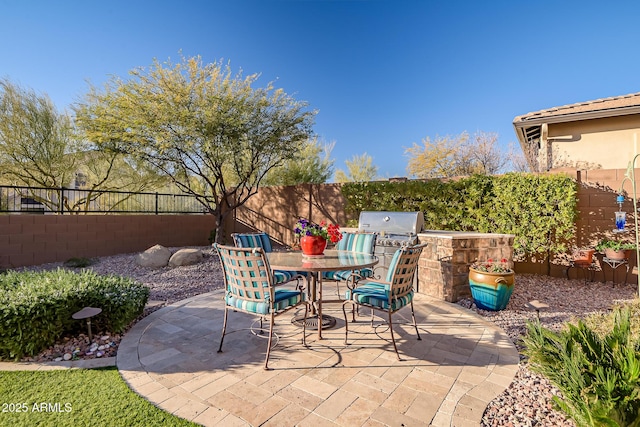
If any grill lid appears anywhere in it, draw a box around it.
[357,211,424,235]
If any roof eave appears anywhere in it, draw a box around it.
[513,105,640,128]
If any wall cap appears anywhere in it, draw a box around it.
[419,231,516,239]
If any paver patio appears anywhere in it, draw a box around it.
[117,289,519,426]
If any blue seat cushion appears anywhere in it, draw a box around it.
[322,268,374,282]
[274,269,303,284]
[232,233,273,252]
[225,289,304,315]
[346,282,413,311]
[337,233,376,253]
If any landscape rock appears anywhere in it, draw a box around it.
[136,244,171,268]
[22,246,633,426]
[169,248,203,267]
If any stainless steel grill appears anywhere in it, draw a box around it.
[358,211,424,279]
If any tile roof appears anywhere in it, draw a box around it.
[514,92,640,123]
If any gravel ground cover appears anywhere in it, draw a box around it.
[15,247,639,426]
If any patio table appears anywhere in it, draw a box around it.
[267,249,378,339]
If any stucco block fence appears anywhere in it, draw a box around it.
[3,168,639,298]
[0,214,216,268]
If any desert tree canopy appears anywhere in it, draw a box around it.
[75,54,316,241]
[334,153,379,183]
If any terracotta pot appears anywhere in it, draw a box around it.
[468,268,515,311]
[300,235,327,256]
[573,248,595,266]
[604,248,632,260]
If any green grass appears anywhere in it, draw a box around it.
[0,367,198,427]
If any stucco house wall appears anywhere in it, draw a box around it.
[549,115,640,170]
[513,92,640,173]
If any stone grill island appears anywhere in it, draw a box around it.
[416,231,516,302]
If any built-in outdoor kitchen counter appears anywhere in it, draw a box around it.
[416,230,515,302]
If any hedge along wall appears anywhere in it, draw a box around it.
[2,170,636,282]
[0,214,216,268]
[234,172,638,284]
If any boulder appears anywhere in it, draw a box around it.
[136,244,172,268]
[169,248,203,267]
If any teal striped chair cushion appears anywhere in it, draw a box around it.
[232,232,307,283]
[322,268,374,281]
[324,232,376,283]
[232,233,273,252]
[336,232,376,253]
[346,282,413,311]
[386,249,402,282]
[225,289,305,315]
[273,270,301,284]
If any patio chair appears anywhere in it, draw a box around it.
[321,231,377,298]
[215,244,310,370]
[342,243,427,360]
[232,232,308,285]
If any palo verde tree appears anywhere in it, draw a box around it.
[0,78,78,189]
[262,137,334,186]
[75,55,315,242]
[334,153,379,183]
[0,78,159,213]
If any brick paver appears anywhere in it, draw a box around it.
[117,290,519,426]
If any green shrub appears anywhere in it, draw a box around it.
[63,257,94,268]
[523,306,640,427]
[595,239,637,252]
[0,269,149,361]
[341,173,578,264]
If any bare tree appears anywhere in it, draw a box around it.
[406,131,513,178]
[505,141,532,172]
[469,131,508,175]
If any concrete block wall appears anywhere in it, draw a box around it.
[0,214,216,268]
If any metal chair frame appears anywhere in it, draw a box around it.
[231,232,308,287]
[323,231,377,298]
[215,244,310,370]
[342,243,427,360]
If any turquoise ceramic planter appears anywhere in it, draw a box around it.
[468,268,515,311]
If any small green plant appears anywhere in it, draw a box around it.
[470,258,513,273]
[208,229,216,245]
[595,239,636,252]
[523,306,640,427]
[63,257,94,268]
[0,269,149,360]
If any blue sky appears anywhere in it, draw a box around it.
[2,0,639,180]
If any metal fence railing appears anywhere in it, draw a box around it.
[0,185,207,214]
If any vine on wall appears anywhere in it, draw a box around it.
[341,173,578,265]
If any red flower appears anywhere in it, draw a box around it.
[294,218,343,243]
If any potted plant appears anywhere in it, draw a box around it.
[572,248,595,266]
[468,258,515,311]
[595,239,636,261]
[294,218,342,256]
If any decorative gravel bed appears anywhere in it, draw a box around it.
[461,275,637,426]
[14,248,639,426]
